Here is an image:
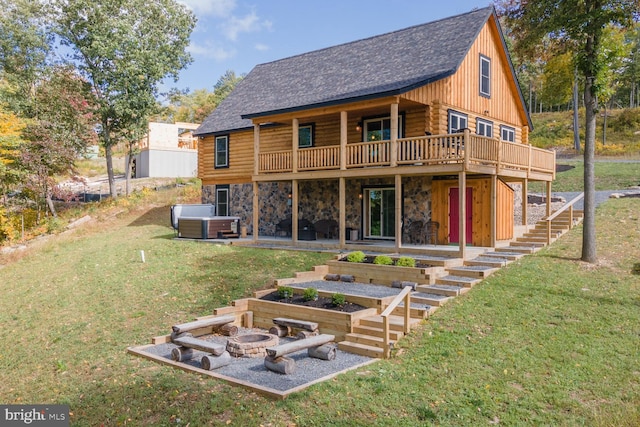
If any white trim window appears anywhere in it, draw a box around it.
[216,186,229,216]
[448,111,468,133]
[476,119,493,137]
[480,55,491,98]
[500,125,515,142]
[363,115,403,141]
[215,135,229,168]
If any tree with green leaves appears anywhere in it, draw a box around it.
[52,0,196,198]
[498,0,640,263]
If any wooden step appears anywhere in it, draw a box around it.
[352,324,403,341]
[498,246,536,254]
[482,251,524,261]
[359,315,421,332]
[338,341,384,358]
[464,257,510,268]
[413,256,464,268]
[517,236,549,244]
[392,303,435,319]
[415,284,466,296]
[344,332,387,349]
[510,241,545,248]
[435,275,482,288]
[410,292,452,307]
[446,265,498,279]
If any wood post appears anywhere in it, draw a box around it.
[308,344,336,361]
[201,351,232,371]
[242,311,253,328]
[390,102,398,167]
[395,174,402,251]
[269,324,290,337]
[253,182,259,242]
[458,171,467,259]
[215,323,238,337]
[340,111,347,171]
[292,118,299,173]
[339,177,346,249]
[296,330,318,340]
[292,179,298,244]
[171,347,194,362]
[264,355,296,374]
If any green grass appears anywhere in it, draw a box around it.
[530,160,640,192]
[1,193,639,426]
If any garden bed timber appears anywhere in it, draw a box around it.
[258,290,368,313]
[326,256,446,286]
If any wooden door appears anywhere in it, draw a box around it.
[449,187,473,244]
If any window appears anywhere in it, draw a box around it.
[216,186,229,217]
[480,55,491,98]
[363,114,404,141]
[500,125,515,142]
[215,135,228,168]
[476,119,493,137]
[448,111,468,133]
[298,124,314,148]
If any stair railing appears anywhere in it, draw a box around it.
[544,193,584,244]
[380,286,412,358]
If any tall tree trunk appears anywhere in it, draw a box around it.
[602,102,607,146]
[573,73,580,152]
[105,144,117,199]
[125,144,133,196]
[582,74,597,263]
[45,193,57,218]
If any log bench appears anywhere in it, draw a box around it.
[269,317,319,337]
[264,334,336,375]
[170,315,235,370]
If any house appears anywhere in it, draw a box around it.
[193,6,556,257]
[131,122,199,178]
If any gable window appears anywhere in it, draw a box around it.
[448,111,468,133]
[215,135,228,168]
[500,125,515,142]
[216,185,229,217]
[363,114,404,141]
[476,119,493,137]
[480,55,491,98]
[298,124,314,148]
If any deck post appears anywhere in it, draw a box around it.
[252,182,259,242]
[546,181,552,218]
[253,124,260,175]
[458,171,466,259]
[463,128,471,169]
[390,103,398,167]
[340,111,347,170]
[490,175,497,248]
[522,179,528,226]
[395,174,402,251]
[339,177,346,248]
[292,179,299,244]
[292,118,299,173]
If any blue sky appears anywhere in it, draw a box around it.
[175,0,492,92]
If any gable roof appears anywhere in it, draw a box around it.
[196,6,519,136]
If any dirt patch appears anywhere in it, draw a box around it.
[259,291,367,313]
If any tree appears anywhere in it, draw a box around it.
[498,0,640,263]
[20,67,97,217]
[0,106,26,199]
[52,0,196,198]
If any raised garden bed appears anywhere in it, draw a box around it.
[259,291,367,313]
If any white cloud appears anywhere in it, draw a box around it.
[221,11,271,41]
[254,43,269,52]
[188,41,236,61]
[179,0,236,17]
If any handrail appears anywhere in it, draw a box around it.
[544,192,584,244]
[380,286,412,358]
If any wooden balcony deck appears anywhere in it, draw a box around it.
[257,134,555,181]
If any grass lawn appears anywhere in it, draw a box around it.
[1,192,639,426]
[530,160,640,193]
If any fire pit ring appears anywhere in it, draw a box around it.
[226,333,279,358]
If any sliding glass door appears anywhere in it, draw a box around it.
[365,187,395,239]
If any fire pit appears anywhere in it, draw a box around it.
[226,333,279,358]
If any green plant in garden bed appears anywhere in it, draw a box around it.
[346,251,366,263]
[277,286,294,299]
[303,287,318,301]
[396,256,416,267]
[373,255,393,265]
[331,293,346,307]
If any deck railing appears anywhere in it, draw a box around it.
[380,286,412,359]
[258,134,555,177]
[544,193,584,244]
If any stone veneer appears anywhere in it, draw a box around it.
[203,176,434,242]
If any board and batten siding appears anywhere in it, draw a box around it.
[402,18,529,144]
[431,177,513,247]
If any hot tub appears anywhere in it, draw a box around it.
[177,216,241,239]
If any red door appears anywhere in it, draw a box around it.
[449,187,473,244]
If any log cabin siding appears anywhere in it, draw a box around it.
[199,130,255,185]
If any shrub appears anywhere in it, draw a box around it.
[346,251,366,263]
[332,293,346,306]
[396,256,416,267]
[303,287,318,301]
[277,286,294,299]
[373,255,393,265]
